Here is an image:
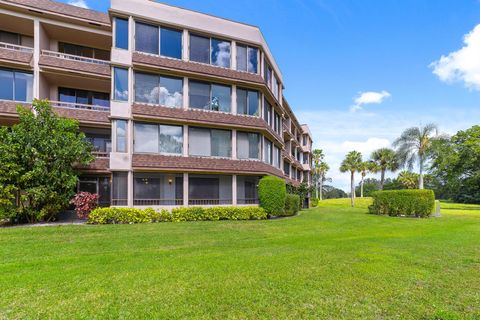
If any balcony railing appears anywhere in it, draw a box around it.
[50,100,110,112]
[112,199,128,206]
[92,151,110,158]
[188,199,233,206]
[237,198,259,205]
[41,50,110,65]
[0,42,33,53]
[134,199,183,206]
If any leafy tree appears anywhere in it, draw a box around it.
[397,171,419,189]
[370,148,399,190]
[0,100,93,223]
[340,151,363,207]
[312,149,330,201]
[357,161,373,198]
[356,178,380,197]
[393,123,439,189]
[323,185,348,199]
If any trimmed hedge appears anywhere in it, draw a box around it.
[369,189,435,218]
[311,198,319,208]
[283,194,300,216]
[88,206,267,224]
[258,176,286,216]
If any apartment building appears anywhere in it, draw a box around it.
[0,0,313,208]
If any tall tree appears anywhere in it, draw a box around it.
[393,123,438,189]
[340,151,363,207]
[312,149,329,200]
[0,100,93,223]
[370,148,399,189]
[357,161,371,198]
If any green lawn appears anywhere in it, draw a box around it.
[1,200,480,319]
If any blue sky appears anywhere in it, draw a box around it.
[63,0,480,190]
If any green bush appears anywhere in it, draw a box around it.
[311,198,319,207]
[283,194,300,216]
[258,176,286,216]
[88,206,267,224]
[369,189,435,218]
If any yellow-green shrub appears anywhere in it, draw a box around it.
[258,176,286,216]
[283,194,300,216]
[369,189,435,218]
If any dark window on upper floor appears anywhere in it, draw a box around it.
[58,42,109,60]
[0,68,33,102]
[236,44,258,74]
[284,161,290,176]
[263,99,272,125]
[190,34,231,68]
[237,132,260,160]
[84,133,111,153]
[303,135,308,146]
[135,22,182,59]
[189,80,231,113]
[237,88,259,116]
[115,17,129,50]
[189,127,232,158]
[134,71,183,107]
[59,87,110,108]
[113,67,129,101]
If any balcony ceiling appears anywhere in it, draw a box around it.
[42,23,111,50]
[0,13,33,36]
[41,72,110,93]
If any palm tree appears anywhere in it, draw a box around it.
[370,148,399,190]
[357,161,371,198]
[312,149,328,200]
[393,124,438,189]
[340,151,363,207]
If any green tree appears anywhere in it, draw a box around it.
[357,161,372,198]
[340,151,363,207]
[397,171,419,189]
[312,149,327,200]
[393,123,439,189]
[370,148,399,190]
[0,100,94,223]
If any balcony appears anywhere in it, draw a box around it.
[50,101,110,124]
[39,50,111,77]
[0,42,33,66]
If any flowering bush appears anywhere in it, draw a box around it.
[70,192,99,219]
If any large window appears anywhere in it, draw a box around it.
[273,145,281,168]
[264,60,272,89]
[190,34,231,68]
[135,22,182,59]
[84,132,111,154]
[263,99,272,125]
[237,88,259,116]
[59,87,109,108]
[189,127,231,158]
[237,176,260,204]
[134,72,183,107]
[115,120,127,153]
[78,176,110,207]
[189,175,232,205]
[0,31,33,47]
[112,172,128,206]
[134,173,183,206]
[134,122,183,155]
[236,45,258,74]
[114,67,129,101]
[189,81,231,112]
[264,139,272,165]
[58,42,109,60]
[274,111,281,135]
[0,68,33,102]
[115,17,129,50]
[284,161,290,176]
[237,132,260,160]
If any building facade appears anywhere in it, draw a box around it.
[0,0,313,208]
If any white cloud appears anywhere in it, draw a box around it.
[431,24,480,90]
[350,90,391,112]
[68,0,89,9]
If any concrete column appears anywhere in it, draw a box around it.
[183,77,189,109]
[111,121,117,153]
[231,85,237,114]
[182,29,189,61]
[232,175,237,206]
[128,16,134,52]
[127,171,134,207]
[33,19,40,100]
[183,124,189,157]
[231,41,237,70]
[183,173,189,206]
[231,129,237,160]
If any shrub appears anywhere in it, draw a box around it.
[311,198,319,207]
[88,206,267,224]
[258,176,286,216]
[70,192,99,219]
[283,194,300,216]
[369,189,435,218]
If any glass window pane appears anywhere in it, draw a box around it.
[159,125,183,154]
[248,90,259,116]
[135,72,159,104]
[264,139,272,164]
[236,89,247,115]
[248,133,260,159]
[115,18,129,50]
[189,81,210,110]
[135,22,159,55]
[211,38,231,68]
[237,132,249,159]
[0,69,13,100]
[263,99,271,125]
[159,76,183,108]
[236,45,247,72]
[116,120,127,152]
[134,123,159,153]
[160,27,182,59]
[248,47,258,73]
[78,46,94,58]
[211,129,231,157]
[59,42,76,55]
[114,67,129,101]
[58,87,76,104]
[112,172,128,205]
[211,84,231,112]
[0,31,20,45]
[94,49,110,61]
[93,92,110,107]
[189,127,211,156]
[189,176,219,201]
[134,173,160,200]
[190,34,209,64]
[273,146,280,168]
[13,71,33,102]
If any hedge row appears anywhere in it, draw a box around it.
[283,194,300,216]
[88,206,267,224]
[258,176,286,216]
[369,189,435,218]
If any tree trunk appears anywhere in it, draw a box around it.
[319,175,323,201]
[419,158,424,189]
[315,179,319,199]
[360,175,364,198]
[380,169,385,190]
[350,171,355,207]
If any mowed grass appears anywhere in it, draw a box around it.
[1,200,480,319]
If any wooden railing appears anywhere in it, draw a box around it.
[50,100,110,112]
[0,42,33,53]
[41,50,110,65]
